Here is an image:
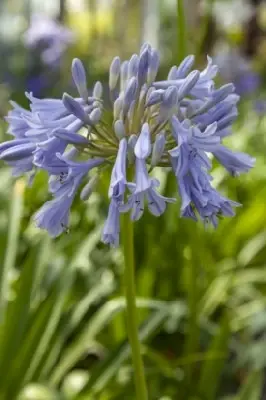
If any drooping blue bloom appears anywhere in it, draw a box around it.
[33,136,69,173]
[33,184,76,237]
[212,146,255,176]
[169,116,242,225]
[5,102,32,138]
[34,155,103,237]
[0,42,255,245]
[0,137,36,177]
[121,178,176,221]
[101,199,120,247]
[108,138,128,203]
[121,123,175,220]
[178,170,241,227]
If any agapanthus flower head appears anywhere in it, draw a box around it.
[23,14,74,66]
[0,43,255,246]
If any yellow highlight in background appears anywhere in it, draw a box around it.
[67,10,114,52]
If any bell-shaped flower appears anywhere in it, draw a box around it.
[108,138,128,203]
[101,199,120,247]
[178,169,240,227]
[213,145,255,176]
[34,154,103,236]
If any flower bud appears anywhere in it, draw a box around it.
[120,61,129,92]
[168,66,178,80]
[147,49,160,84]
[134,123,151,159]
[89,108,102,124]
[137,47,150,86]
[109,56,121,91]
[176,55,195,78]
[128,54,139,79]
[128,134,138,163]
[72,58,88,102]
[93,81,103,99]
[80,175,99,200]
[123,77,138,114]
[0,142,36,161]
[146,89,163,107]
[178,70,200,99]
[151,132,166,168]
[114,120,126,140]
[113,97,123,121]
[53,128,88,145]
[63,93,89,123]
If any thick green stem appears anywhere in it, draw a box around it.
[195,0,215,61]
[122,212,148,400]
[176,0,187,63]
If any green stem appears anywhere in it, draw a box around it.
[176,0,187,63]
[195,0,215,61]
[122,212,148,400]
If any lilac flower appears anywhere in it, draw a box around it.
[178,171,241,227]
[24,14,74,66]
[120,124,175,220]
[34,155,103,237]
[169,116,252,225]
[1,43,254,245]
[101,200,120,247]
[101,138,128,246]
[108,138,127,203]
[5,102,32,138]
[34,185,76,237]
[212,146,255,176]
[121,178,176,221]
[154,56,217,99]
[169,124,240,226]
[0,138,36,177]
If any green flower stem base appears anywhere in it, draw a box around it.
[122,211,148,400]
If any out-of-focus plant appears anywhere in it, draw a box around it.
[23,14,74,68]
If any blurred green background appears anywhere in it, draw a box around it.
[0,0,266,399]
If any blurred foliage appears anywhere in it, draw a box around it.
[0,0,266,399]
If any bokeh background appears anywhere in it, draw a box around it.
[0,0,266,399]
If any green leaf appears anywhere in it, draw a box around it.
[235,370,263,400]
[25,268,74,382]
[0,179,24,316]
[0,248,39,394]
[198,312,230,400]
[50,298,166,386]
[78,308,168,397]
[3,284,59,398]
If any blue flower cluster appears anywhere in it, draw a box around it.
[0,44,255,246]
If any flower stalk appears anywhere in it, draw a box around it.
[122,206,148,400]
